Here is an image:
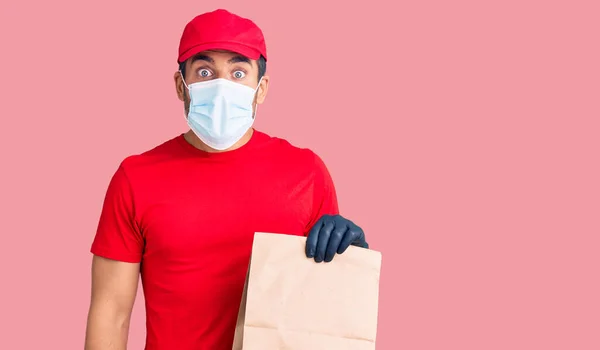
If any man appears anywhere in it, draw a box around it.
[85,8,369,350]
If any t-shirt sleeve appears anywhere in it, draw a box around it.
[90,164,144,263]
[305,152,340,233]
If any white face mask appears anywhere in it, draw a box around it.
[182,74,262,151]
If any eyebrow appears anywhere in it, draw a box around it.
[228,55,251,65]
[190,54,251,65]
[190,54,214,64]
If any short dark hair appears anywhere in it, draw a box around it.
[179,55,267,80]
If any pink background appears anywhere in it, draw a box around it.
[1,0,599,349]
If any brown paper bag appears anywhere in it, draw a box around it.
[232,232,382,350]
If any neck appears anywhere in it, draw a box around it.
[183,128,254,153]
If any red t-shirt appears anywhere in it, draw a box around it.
[90,129,339,349]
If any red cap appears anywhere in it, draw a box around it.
[177,9,267,64]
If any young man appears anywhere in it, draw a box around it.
[85,9,368,350]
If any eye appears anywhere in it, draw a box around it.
[198,69,212,78]
[233,70,246,79]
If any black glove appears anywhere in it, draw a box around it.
[305,214,369,263]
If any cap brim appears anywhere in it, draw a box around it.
[178,41,261,63]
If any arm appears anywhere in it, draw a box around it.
[305,152,340,232]
[86,162,144,349]
[304,153,368,262]
[85,256,140,350]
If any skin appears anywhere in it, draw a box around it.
[84,50,270,350]
[173,49,270,153]
[84,256,139,350]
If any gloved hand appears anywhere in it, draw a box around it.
[306,214,369,263]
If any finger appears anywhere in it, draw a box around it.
[315,220,335,263]
[324,224,347,262]
[337,227,361,254]
[306,217,325,258]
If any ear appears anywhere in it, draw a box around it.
[174,71,186,101]
[256,75,269,105]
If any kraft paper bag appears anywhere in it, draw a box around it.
[232,232,382,350]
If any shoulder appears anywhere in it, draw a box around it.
[117,135,184,178]
[259,130,326,169]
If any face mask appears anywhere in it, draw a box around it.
[182,74,262,151]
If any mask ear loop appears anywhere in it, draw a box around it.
[180,71,193,123]
[253,77,264,119]
[180,71,190,90]
[255,77,263,92]
[180,71,193,118]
